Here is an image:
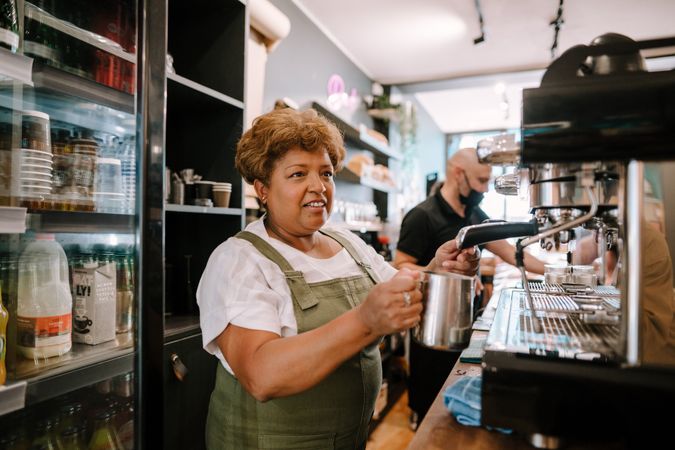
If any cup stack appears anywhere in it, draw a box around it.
[212,182,232,208]
[11,110,54,209]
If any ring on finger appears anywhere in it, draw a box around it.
[403,291,411,306]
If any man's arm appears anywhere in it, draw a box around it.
[393,249,427,271]
[485,239,546,275]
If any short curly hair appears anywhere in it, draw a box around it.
[236,108,346,184]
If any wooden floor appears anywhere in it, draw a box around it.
[366,390,416,450]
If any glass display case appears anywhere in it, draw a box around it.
[0,0,143,448]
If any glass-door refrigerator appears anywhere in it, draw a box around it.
[0,0,164,448]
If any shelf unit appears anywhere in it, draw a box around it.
[311,102,398,229]
[161,1,247,448]
[311,102,401,161]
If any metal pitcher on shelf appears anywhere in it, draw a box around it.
[412,271,475,350]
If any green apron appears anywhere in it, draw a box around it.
[206,229,383,450]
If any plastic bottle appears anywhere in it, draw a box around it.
[17,233,73,359]
[0,281,7,385]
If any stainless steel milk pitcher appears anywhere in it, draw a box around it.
[412,271,475,350]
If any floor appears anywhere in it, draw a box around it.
[366,390,416,450]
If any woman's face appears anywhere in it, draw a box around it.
[261,146,335,236]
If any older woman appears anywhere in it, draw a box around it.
[197,108,478,449]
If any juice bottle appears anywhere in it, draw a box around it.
[0,281,7,385]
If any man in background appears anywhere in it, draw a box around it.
[394,147,545,427]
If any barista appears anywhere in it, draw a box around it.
[394,147,545,426]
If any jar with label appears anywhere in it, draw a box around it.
[17,233,73,359]
[21,110,51,152]
[63,130,98,211]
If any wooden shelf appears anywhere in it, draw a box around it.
[165,203,243,216]
[311,102,401,161]
[168,73,244,110]
[336,167,397,193]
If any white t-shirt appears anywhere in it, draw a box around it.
[197,218,398,374]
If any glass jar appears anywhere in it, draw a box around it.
[20,110,51,152]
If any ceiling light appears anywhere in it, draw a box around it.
[473,0,486,45]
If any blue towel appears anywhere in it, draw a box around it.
[443,376,482,426]
[443,376,512,434]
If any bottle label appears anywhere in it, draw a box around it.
[17,313,72,348]
[0,28,19,50]
[24,40,58,62]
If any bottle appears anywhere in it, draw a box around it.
[30,418,61,450]
[17,234,73,359]
[60,425,87,450]
[0,281,7,385]
[0,0,19,53]
[88,410,122,450]
[115,252,133,333]
[58,401,84,434]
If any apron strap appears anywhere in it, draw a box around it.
[319,229,380,284]
[235,231,319,310]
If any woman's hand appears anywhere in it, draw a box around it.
[432,239,480,276]
[356,268,423,336]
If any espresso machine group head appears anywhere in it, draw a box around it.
[472,34,675,448]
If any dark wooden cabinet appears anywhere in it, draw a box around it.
[163,333,218,450]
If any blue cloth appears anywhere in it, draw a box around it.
[443,376,482,426]
[443,376,512,434]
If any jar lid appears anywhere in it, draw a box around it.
[22,110,50,121]
[97,157,122,165]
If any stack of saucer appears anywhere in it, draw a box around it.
[212,182,232,208]
[11,147,54,205]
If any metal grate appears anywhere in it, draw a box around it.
[521,292,579,311]
[513,291,620,357]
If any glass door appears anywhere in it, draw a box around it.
[0,1,145,448]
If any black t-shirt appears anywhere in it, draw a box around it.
[396,190,489,266]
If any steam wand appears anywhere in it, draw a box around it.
[516,240,543,333]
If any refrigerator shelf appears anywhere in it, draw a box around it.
[4,333,134,411]
[26,211,135,234]
[32,63,134,114]
[25,2,137,64]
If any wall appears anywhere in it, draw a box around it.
[264,1,371,126]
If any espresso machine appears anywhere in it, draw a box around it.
[457,35,675,448]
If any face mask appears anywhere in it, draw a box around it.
[460,172,484,207]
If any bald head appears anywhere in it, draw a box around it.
[446,147,492,194]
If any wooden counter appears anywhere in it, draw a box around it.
[405,333,538,450]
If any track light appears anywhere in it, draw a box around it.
[473,0,485,45]
[550,0,565,58]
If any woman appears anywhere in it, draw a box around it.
[197,108,479,449]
